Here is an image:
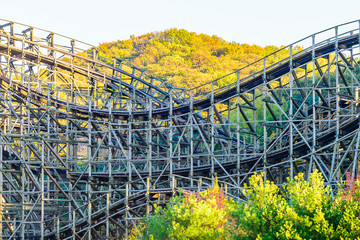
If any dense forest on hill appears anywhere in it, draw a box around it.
[95,28,360,137]
[97,29,290,89]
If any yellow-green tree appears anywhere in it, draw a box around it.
[131,180,236,240]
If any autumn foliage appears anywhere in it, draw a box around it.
[341,172,360,201]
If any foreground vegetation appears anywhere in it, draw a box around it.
[130,171,360,240]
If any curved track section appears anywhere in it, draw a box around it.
[0,19,360,239]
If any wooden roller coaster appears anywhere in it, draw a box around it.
[0,19,359,239]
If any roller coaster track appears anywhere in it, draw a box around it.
[0,19,360,239]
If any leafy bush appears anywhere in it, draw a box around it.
[131,171,360,239]
[131,180,235,240]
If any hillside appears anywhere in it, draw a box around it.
[97,29,289,89]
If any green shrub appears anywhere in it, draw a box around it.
[131,171,360,240]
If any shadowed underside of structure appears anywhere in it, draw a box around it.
[0,19,359,239]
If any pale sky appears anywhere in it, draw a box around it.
[2,0,360,47]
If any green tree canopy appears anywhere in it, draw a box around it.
[98,29,288,89]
